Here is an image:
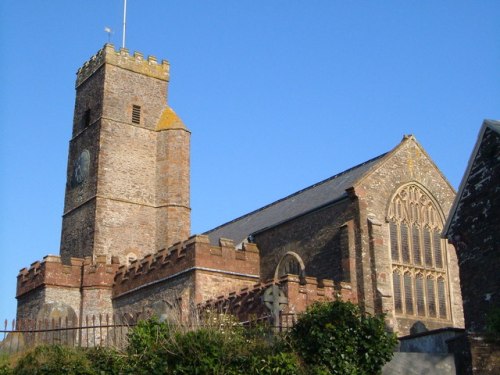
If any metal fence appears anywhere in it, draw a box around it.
[0,312,297,355]
[0,314,133,354]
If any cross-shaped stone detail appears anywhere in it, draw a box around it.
[263,284,288,327]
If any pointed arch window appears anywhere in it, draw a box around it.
[388,184,449,320]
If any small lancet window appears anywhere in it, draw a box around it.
[132,105,141,124]
[433,231,444,268]
[393,271,403,313]
[401,223,410,263]
[437,277,447,318]
[416,274,425,316]
[404,272,414,315]
[412,226,421,265]
[83,109,91,127]
[390,222,399,261]
[427,276,437,317]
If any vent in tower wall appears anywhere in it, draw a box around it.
[132,105,141,124]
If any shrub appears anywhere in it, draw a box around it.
[12,345,94,375]
[84,347,126,375]
[170,328,237,374]
[126,315,247,374]
[126,318,174,374]
[247,351,303,375]
[0,357,12,375]
[291,300,397,375]
[125,315,303,374]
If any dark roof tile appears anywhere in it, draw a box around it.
[205,152,387,245]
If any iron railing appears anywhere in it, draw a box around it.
[0,312,297,355]
[0,314,133,354]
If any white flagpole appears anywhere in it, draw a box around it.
[122,0,127,48]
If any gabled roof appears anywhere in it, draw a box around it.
[443,119,500,236]
[205,152,388,245]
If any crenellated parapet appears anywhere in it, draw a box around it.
[113,235,260,298]
[283,275,357,313]
[198,274,356,322]
[82,255,121,288]
[76,43,170,87]
[17,256,82,297]
[17,255,121,297]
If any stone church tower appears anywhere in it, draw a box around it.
[60,44,190,264]
[16,45,463,342]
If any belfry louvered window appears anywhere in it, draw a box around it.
[132,105,141,124]
[388,184,449,320]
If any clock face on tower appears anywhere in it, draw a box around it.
[71,149,90,188]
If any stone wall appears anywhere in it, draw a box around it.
[113,273,195,323]
[156,129,191,250]
[444,122,500,374]
[447,126,500,333]
[468,335,500,375]
[16,255,120,323]
[254,198,356,283]
[111,235,260,320]
[353,136,463,334]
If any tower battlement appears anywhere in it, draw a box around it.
[76,43,170,87]
[17,255,120,298]
[113,235,260,297]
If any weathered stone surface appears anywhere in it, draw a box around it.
[382,352,456,375]
[60,44,190,265]
[445,120,500,374]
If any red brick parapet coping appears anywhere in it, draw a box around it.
[198,274,356,322]
[112,235,260,298]
[17,255,120,297]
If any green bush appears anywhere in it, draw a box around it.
[0,354,13,375]
[125,316,303,374]
[84,347,126,375]
[126,316,247,374]
[12,345,95,375]
[291,300,397,375]
[170,328,239,374]
[485,307,500,342]
[126,318,174,374]
[247,351,303,375]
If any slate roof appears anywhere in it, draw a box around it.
[205,152,388,245]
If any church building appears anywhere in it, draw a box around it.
[16,45,464,337]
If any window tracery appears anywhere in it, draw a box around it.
[388,184,449,320]
[274,252,306,280]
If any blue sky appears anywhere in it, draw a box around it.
[0,1,498,320]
